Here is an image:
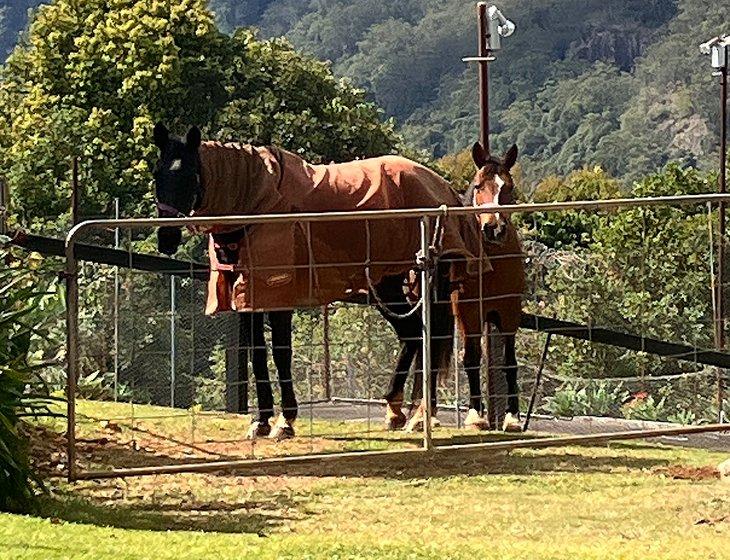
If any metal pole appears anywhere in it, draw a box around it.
[717,55,728,420]
[420,216,433,450]
[477,2,490,152]
[113,198,120,401]
[523,333,552,432]
[65,241,79,481]
[71,422,730,481]
[323,304,332,400]
[476,2,495,425]
[170,275,176,408]
[66,156,81,481]
[62,193,730,232]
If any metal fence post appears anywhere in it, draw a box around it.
[65,236,79,481]
[323,304,332,400]
[420,215,433,450]
[170,275,176,408]
[718,57,728,421]
[113,198,120,401]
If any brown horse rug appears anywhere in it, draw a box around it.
[197,142,489,313]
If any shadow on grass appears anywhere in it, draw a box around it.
[42,428,679,482]
[227,446,673,480]
[36,492,299,535]
[35,445,676,535]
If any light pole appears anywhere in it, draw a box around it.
[700,34,729,421]
[463,4,515,428]
[463,3,515,152]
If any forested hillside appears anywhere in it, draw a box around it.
[1,0,727,186]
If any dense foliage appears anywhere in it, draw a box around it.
[0,246,57,512]
[3,0,726,187]
[0,0,398,232]
[207,0,723,186]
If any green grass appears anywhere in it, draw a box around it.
[2,401,729,560]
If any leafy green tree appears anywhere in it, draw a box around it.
[0,0,398,232]
[213,29,397,163]
[520,166,621,249]
[1,0,227,229]
[528,164,718,420]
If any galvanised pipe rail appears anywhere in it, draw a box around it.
[64,192,730,480]
[65,193,730,244]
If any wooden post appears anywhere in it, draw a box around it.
[476,2,499,427]
[477,2,490,152]
[0,177,8,235]
[71,157,80,226]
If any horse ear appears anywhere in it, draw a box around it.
[186,126,201,150]
[503,144,518,170]
[471,142,489,169]
[153,122,169,150]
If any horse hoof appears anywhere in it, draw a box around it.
[386,412,407,431]
[404,418,421,433]
[269,425,296,441]
[464,408,490,431]
[269,414,295,441]
[404,410,440,433]
[502,412,523,433]
[246,421,271,440]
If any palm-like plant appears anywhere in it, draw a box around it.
[0,244,57,512]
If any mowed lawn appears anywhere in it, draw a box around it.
[1,401,729,560]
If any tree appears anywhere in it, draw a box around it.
[528,164,718,421]
[519,166,621,249]
[0,0,398,232]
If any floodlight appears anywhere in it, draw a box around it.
[486,5,515,51]
[700,35,730,69]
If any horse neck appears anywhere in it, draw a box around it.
[197,141,283,217]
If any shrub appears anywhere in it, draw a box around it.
[0,246,56,512]
[542,380,628,418]
[621,395,667,421]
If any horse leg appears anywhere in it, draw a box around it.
[269,310,296,440]
[246,312,274,439]
[463,331,489,430]
[374,274,420,430]
[383,341,417,430]
[502,333,522,432]
[405,263,452,432]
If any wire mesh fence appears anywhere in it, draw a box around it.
[60,195,730,478]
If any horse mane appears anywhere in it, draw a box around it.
[462,185,475,206]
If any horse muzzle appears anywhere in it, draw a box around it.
[483,222,506,244]
[158,226,182,256]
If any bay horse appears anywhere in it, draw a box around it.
[152,124,476,439]
[384,142,525,432]
[458,141,525,431]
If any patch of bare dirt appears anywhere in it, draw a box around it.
[654,465,721,481]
